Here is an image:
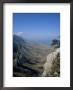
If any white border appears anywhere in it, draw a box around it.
[3,3,70,87]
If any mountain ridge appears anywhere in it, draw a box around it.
[13,35,60,77]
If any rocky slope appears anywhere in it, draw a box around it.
[42,48,60,77]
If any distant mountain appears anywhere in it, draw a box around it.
[15,34,52,45]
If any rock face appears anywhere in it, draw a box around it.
[42,48,60,77]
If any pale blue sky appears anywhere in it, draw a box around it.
[13,13,60,41]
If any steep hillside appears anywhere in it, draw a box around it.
[13,35,53,77]
[13,35,60,77]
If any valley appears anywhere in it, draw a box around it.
[13,35,60,77]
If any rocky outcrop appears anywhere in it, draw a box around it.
[42,48,60,77]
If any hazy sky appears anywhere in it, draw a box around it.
[13,13,60,41]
